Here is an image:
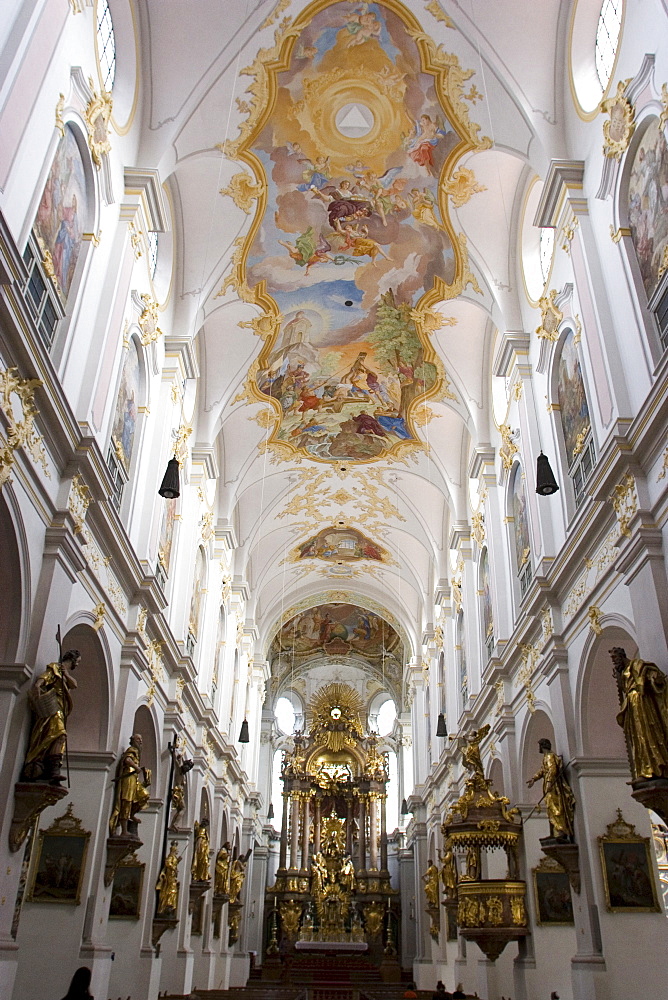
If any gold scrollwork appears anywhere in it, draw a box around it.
[659,83,668,133]
[138,293,163,345]
[424,1,455,27]
[535,288,563,341]
[499,423,518,471]
[442,166,486,207]
[55,94,65,136]
[0,367,49,488]
[220,172,265,214]
[610,471,638,538]
[84,79,113,168]
[471,510,485,546]
[601,80,635,160]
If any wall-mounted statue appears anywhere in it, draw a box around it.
[22,650,81,785]
[527,739,575,842]
[156,841,181,915]
[610,647,668,782]
[191,818,211,882]
[229,852,249,904]
[109,734,152,838]
[422,859,440,907]
[215,841,231,895]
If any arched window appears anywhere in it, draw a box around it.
[479,547,494,660]
[510,465,532,598]
[626,119,668,349]
[107,337,141,511]
[556,328,594,507]
[275,696,296,735]
[148,231,159,279]
[187,546,207,654]
[376,698,396,737]
[456,611,468,712]
[595,0,623,91]
[96,0,117,92]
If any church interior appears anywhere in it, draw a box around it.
[1,1,668,999]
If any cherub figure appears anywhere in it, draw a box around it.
[404,114,449,173]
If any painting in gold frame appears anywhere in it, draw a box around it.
[109,855,144,919]
[26,805,90,905]
[532,856,574,926]
[598,809,660,913]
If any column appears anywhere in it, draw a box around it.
[369,795,378,870]
[279,792,289,869]
[313,798,321,854]
[359,796,367,870]
[289,794,300,870]
[380,794,388,871]
[300,793,310,870]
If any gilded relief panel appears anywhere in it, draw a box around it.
[226,0,488,463]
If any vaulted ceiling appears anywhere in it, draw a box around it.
[136,0,569,653]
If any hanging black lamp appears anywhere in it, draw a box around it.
[535,452,559,496]
[401,798,410,816]
[238,718,250,743]
[267,802,274,820]
[436,712,448,738]
[158,456,181,499]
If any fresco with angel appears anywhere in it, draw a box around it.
[225,0,488,462]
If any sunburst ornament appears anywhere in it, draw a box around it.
[309,682,365,751]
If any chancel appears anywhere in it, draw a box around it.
[1,2,668,1000]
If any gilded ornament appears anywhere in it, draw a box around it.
[92,602,106,632]
[512,378,523,401]
[540,606,553,644]
[156,841,181,915]
[127,221,143,259]
[84,78,113,168]
[657,446,668,482]
[280,899,303,938]
[68,474,92,534]
[220,172,264,214]
[609,471,638,538]
[601,80,635,159]
[0,367,49,488]
[498,423,518,471]
[191,819,211,882]
[560,215,578,253]
[518,643,539,713]
[68,0,84,12]
[609,225,631,243]
[658,245,668,282]
[137,293,163,345]
[423,859,440,907]
[238,311,281,340]
[587,605,603,635]
[659,82,668,133]
[173,423,192,466]
[535,289,563,341]
[55,93,65,136]
[260,0,292,30]
[424,0,455,27]
[442,167,487,207]
[471,510,485,546]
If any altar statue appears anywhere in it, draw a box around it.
[156,841,180,915]
[214,841,231,895]
[22,649,80,784]
[109,733,151,837]
[610,647,668,781]
[527,738,576,841]
[423,859,440,907]
[191,818,211,881]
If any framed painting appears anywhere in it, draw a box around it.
[532,857,574,925]
[26,805,90,905]
[109,856,144,919]
[598,809,660,913]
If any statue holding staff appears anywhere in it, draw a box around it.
[527,739,575,841]
[22,649,80,784]
[610,647,668,781]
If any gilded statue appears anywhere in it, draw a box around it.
[22,649,80,784]
[611,647,668,781]
[156,840,181,915]
[462,723,490,781]
[109,733,151,838]
[439,844,458,898]
[191,818,211,882]
[214,841,231,895]
[228,853,249,903]
[364,733,388,781]
[311,850,328,899]
[422,859,440,907]
[340,855,356,894]
[527,739,575,841]
[169,783,185,830]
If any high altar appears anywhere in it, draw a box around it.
[266,684,398,963]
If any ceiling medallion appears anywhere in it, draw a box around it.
[220,0,489,465]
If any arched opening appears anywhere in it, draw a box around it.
[131,704,158,782]
[521,709,556,804]
[60,623,109,752]
[0,494,23,662]
[581,626,636,760]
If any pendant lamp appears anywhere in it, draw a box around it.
[238,718,250,743]
[535,452,560,496]
[267,802,274,820]
[436,712,448,738]
[158,456,181,499]
[401,798,410,816]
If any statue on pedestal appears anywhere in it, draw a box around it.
[610,647,668,781]
[422,859,440,907]
[156,841,181,915]
[22,650,80,784]
[215,841,231,895]
[527,739,575,842]
[191,818,211,882]
[109,734,151,837]
[229,853,249,903]
[439,843,458,898]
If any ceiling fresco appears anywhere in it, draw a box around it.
[223,0,489,464]
[294,524,388,562]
